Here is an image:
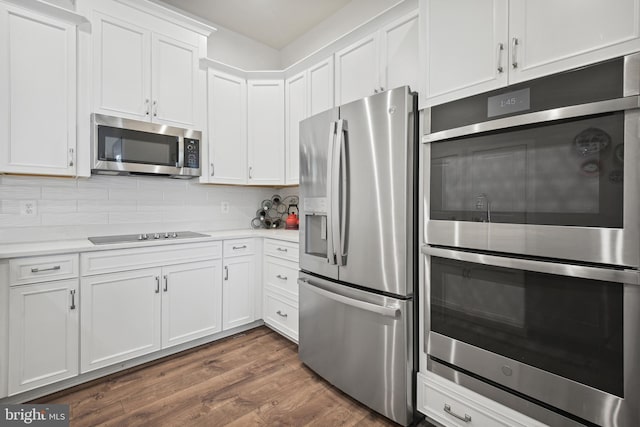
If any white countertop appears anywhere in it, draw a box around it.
[0,229,299,259]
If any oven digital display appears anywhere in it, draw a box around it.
[487,88,531,117]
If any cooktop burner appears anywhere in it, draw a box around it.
[88,231,209,245]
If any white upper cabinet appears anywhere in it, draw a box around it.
[93,12,199,128]
[508,0,640,84]
[247,79,285,185]
[335,33,380,105]
[0,4,77,176]
[380,11,420,94]
[206,70,247,185]
[335,10,420,106]
[285,71,308,185]
[423,0,508,107]
[151,33,198,127]
[422,0,640,107]
[308,57,335,116]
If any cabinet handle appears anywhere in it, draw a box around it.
[31,265,61,273]
[276,247,288,252]
[374,89,379,94]
[380,87,384,92]
[512,37,519,69]
[444,404,472,423]
[155,276,160,293]
[70,289,76,310]
[276,310,288,318]
[496,42,504,73]
[224,265,229,280]
[276,274,288,280]
[68,148,75,167]
[153,100,158,117]
[210,162,214,176]
[233,245,247,250]
[145,99,150,115]
[163,275,168,292]
[249,166,253,179]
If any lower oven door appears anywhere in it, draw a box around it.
[298,273,413,426]
[422,245,640,427]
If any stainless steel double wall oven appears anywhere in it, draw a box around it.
[422,53,640,426]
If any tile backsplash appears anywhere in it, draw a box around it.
[0,175,292,243]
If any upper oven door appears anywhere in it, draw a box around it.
[422,245,640,427]
[424,105,640,267]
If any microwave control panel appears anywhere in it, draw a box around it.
[184,138,200,169]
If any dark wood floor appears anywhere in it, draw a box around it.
[34,327,416,426]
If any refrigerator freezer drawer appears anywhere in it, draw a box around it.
[298,275,414,426]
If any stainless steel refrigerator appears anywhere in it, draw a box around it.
[298,86,418,426]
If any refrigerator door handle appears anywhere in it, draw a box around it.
[338,119,349,266]
[298,278,400,318]
[326,121,337,265]
[332,119,346,266]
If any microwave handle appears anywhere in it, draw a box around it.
[177,139,184,168]
[422,245,640,285]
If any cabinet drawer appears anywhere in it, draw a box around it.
[223,238,255,257]
[264,256,298,299]
[417,372,547,427]
[81,242,222,276]
[264,291,298,342]
[264,239,298,262]
[10,254,79,285]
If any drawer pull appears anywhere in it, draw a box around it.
[31,265,61,273]
[233,245,247,250]
[70,289,76,310]
[276,247,288,252]
[224,265,229,281]
[276,310,288,318]
[276,274,288,280]
[163,275,168,292]
[444,404,471,423]
[155,276,160,293]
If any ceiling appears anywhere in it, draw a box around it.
[159,0,354,50]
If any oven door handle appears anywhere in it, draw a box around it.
[422,245,640,284]
[423,95,640,143]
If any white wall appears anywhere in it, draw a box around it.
[0,175,278,243]
[280,0,406,68]
[207,25,281,70]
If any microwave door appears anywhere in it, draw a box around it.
[300,107,339,280]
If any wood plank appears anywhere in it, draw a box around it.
[33,326,407,426]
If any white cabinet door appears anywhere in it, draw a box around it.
[80,268,161,373]
[93,12,151,121]
[285,71,308,185]
[508,0,640,84]
[0,5,76,176]
[151,33,198,127]
[335,34,380,105]
[380,11,420,93]
[161,260,222,348]
[8,280,79,395]
[207,70,247,184]
[247,80,285,185]
[308,56,334,116]
[423,0,508,107]
[222,255,256,330]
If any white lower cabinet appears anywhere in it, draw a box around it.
[417,371,547,427]
[222,239,257,330]
[161,260,222,348]
[80,243,223,373]
[80,268,162,373]
[8,279,79,395]
[262,239,299,342]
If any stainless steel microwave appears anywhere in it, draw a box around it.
[91,114,201,178]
